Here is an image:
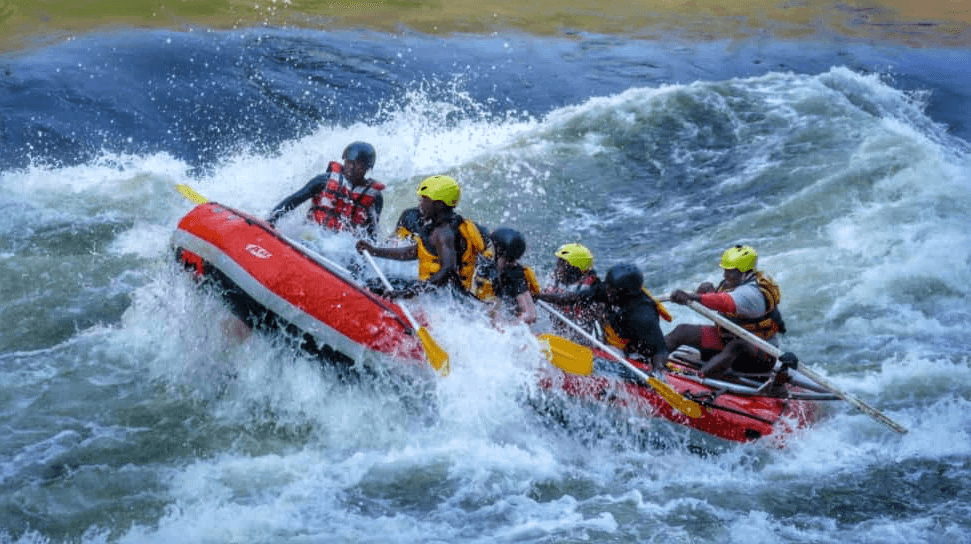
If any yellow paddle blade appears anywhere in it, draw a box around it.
[538,334,594,376]
[175,184,209,204]
[417,327,450,377]
[647,376,703,418]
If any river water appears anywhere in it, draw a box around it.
[2,3,970,543]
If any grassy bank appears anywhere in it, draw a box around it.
[2,0,969,53]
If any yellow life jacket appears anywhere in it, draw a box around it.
[395,225,416,241]
[416,217,486,292]
[524,266,541,296]
[474,276,495,301]
[474,264,540,302]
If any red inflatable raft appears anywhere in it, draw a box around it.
[171,200,835,443]
[171,202,428,371]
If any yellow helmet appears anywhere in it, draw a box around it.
[720,245,758,272]
[416,175,460,207]
[555,243,594,273]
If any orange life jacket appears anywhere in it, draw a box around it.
[542,273,602,321]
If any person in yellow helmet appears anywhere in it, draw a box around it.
[355,175,486,298]
[542,263,669,370]
[665,244,786,378]
[537,243,605,340]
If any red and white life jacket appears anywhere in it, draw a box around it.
[308,161,384,232]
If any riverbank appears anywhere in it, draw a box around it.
[2,0,970,53]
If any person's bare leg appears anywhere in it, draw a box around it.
[699,339,748,377]
[664,323,703,352]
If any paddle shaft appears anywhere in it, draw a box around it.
[361,250,421,330]
[683,299,907,434]
[360,249,451,376]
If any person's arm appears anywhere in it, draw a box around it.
[502,265,538,323]
[698,292,735,313]
[362,191,384,240]
[536,290,579,305]
[669,288,736,313]
[536,282,601,305]
[356,240,417,261]
[266,175,329,224]
[516,291,538,324]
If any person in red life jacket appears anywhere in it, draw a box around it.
[542,263,668,371]
[477,227,539,325]
[266,141,384,240]
[537,243,605,340]
[355,175,486,298]
[665,244,786,379]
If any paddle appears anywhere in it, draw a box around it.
[681,299,907,434]
[360,250,451,377]
[174,183,451,376]
[537,333,594,376]
[176,183,208,205]
[536,300,703,419]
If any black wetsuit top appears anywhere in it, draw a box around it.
[580,283,667,360]
[494,263,530,303]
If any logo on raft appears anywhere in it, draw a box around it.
[245,244,272,259]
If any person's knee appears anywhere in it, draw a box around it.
[665,324,699,349]
[664,324,688,345]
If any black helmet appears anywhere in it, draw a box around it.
[490,227,526,261]
[605,263,643,296]
[342,141,376,170]
[395,207,423,235]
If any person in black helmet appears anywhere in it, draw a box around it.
[393,206,425,242]
[266,141,384,240]
[542,263,668,370]
[478,227,539,325]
